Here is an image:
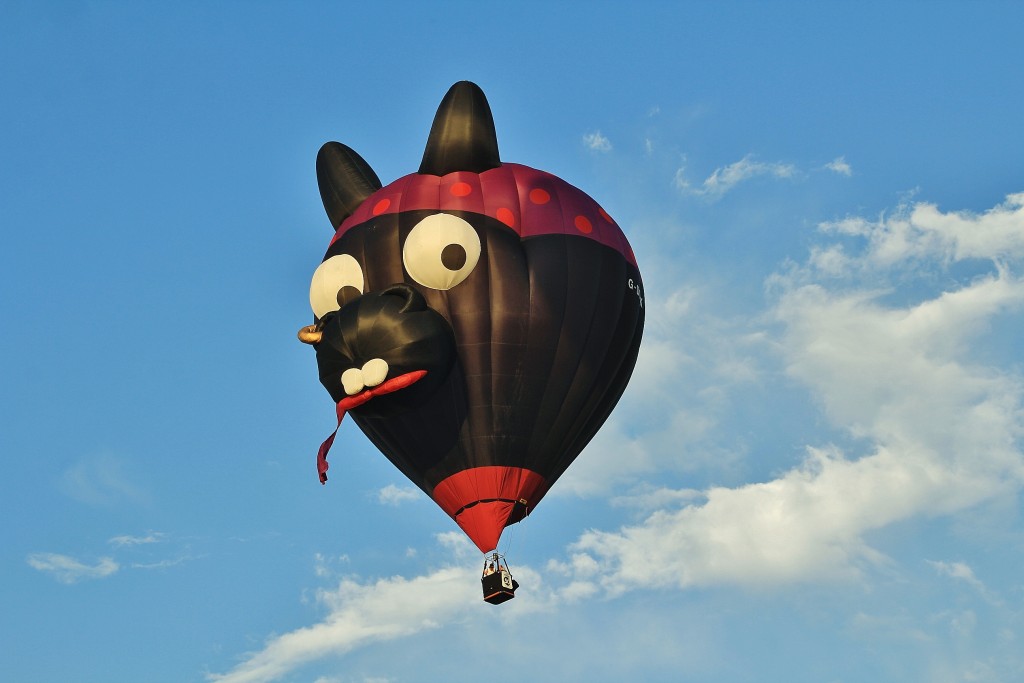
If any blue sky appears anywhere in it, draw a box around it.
[3,2,1023,682]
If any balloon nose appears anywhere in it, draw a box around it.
[380,283,427,314]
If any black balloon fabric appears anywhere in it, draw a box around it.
[302,82,644,553]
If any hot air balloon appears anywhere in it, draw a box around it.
[299,81,644,574]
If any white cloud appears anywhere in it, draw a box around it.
[130,557,189,570]
[773,274,1024,433]
[26,553,119,584]
[109,531,165,547]
[375,484,420,506]
[311,676,393,683]
[702,156,796,196]
[807,244,852,275]
[672,165,692,193]
[675,155,796,200]
[566,449,883,593]
[435,531,476,559]
[207,558,565,683]
[819,192,1024,267]
[929,560,1002,606]
[583,131,612,152]
[314,553,351,578]
[825,156,853,176]
[207,567,479,683]
[59,454,149,506]
[609,485,703,512]
[929,560,985,589]
[564,436,1015,594]
[554,192,1024,594]
[28,538,187,579]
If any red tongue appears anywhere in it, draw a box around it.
[316,403,346,484]
[316,370,427,484]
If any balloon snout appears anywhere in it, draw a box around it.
[298,325,323,345]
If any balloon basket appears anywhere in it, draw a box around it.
[481,552,518,605]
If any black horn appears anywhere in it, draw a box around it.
[316,142,383,230]
[419,81,501,176]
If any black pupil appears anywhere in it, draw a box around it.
[336,285,361,308]
[441,243,467,271]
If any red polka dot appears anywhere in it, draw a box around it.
[529,188,550,204]
[496,207,516,227]
[372,198,391,215]
[598,206,613,223]
[450,182,472,197]
[574,215,593,234]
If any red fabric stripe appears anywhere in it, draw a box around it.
[453,502,516,555]
[331,164,638,268]
[432,467,549,553]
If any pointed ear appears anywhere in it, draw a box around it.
[316,142,383,229]
[419,81,501,176]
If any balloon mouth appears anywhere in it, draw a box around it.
[338,369,427,411]
[317,370,427,484]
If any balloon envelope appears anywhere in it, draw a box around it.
[304,82,644,552]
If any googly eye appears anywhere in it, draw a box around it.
[402,213,481,290]
[309,254,364,319]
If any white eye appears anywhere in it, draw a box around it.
[309,254,364,318]
[402,213,481,290]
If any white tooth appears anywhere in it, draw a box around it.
[361,358,389,387]
[341,368,365,396]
